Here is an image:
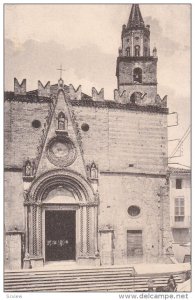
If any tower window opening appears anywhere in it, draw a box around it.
[126,47,130,57]
[135,45,140,57]
[133,68,142,83]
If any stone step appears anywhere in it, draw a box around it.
[5,268,135,277]
[4,274,182,284]
[4,280,181,293]
[5,269,135,278]
[4,279,182,292]
[4,267,183,292]
[5,265,134,273]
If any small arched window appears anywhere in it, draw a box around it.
[135,45,140,57]
[133,68,142,83]
[126,47,130,57]
[58,112,67,130]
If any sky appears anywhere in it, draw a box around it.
[4,4,191,167]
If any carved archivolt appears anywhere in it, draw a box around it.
[27,169,96,204]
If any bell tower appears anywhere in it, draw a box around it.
[116,4,158,104]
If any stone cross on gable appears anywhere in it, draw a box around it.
[57,64,66,79]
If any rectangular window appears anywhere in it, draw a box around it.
[176,178,182,189]
[174,197,184,222]
[127,230,143,257]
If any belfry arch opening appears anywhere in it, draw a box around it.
[134,45,140,57]
[133,68,142,83]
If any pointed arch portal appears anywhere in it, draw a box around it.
[24,170,99,266]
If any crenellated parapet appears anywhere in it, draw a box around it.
[113,89,168,108]
[92,87,104,101]
[38,81,50,97]
[8,78,168,110]
[154,94,167,108]
[114,89,128,104]
[69,84,82,100]
[14,78,26,95]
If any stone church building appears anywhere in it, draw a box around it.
[5,4,173,270]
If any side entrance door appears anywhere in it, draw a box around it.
[127,230,143,263]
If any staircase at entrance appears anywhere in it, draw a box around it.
[4,265,184,292]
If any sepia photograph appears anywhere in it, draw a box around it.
[4,2,191,295]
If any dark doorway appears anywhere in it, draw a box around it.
[45,210,76,261]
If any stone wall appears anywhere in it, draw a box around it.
[5,233,23,270]
[72,105,167,174]
[118,60,157,85]
[98,174,168,264]
[4,100,167,174]
[4,171,25,232]
[117,59,157,101]
[4,101,50,167]
[4,98,169,267]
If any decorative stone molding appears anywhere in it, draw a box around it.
[23,159,36,182]
[55,111,68,135]
[46,136,77,168]
[28,169,96,203]
[58,78,64,88]
[86,162,98,180]
[70,110,83,153]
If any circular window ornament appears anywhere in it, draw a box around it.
[128,205,141,217]
[46,136,77,167]
[32,120,41,129]
[81,123,89,132]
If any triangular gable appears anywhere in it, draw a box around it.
[35,89,87,178]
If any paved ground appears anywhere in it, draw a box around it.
[133,262,190,274]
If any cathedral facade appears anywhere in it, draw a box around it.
[4,4,173,270]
